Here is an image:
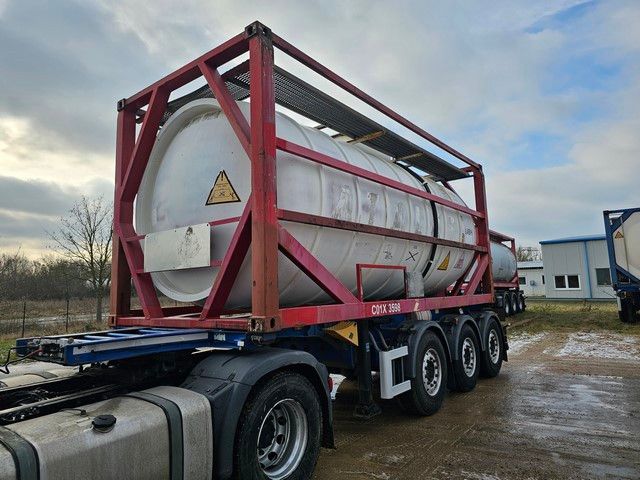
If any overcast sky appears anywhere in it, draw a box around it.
[1,0,639,257]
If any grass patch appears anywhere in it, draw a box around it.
[512,300,640,335]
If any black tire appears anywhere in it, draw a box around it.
[233,371,322,480]
[619,298,639,323]
[502,292,512,317]
[452,323,480,392]
[518,292,526,312]
[397,330,448,416]
[510,292,518,315]
[480,317,503,378]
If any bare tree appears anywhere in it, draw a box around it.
[516,246,542,262]
[48,196,112,322]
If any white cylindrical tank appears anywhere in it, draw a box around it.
[491,242,517,282]
[613,211,640,281]
[136,99,476,307]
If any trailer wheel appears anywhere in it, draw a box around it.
[620,298,639,323]
[398,330,447,416]
[480,317,503,378]
[452,324,480,392]
[516,292,525,313]
[510,292,518,315]
[503,293,512,317]
[233,371,321,480]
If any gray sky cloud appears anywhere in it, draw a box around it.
[1,0,639,257]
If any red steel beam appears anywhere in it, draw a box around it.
[271,33,480,170]
[279,293,495,328]
[200,201,252,319]
[278,225,359,304]
[116,291,495,330]
[249,33,280,330]
[125,33,248,110]
[278,209,487,253]
[277,138,484,219]
[116,316,251,330]
[451,251,480,296]
[199,61,251,156]
[490,229,515,242]
[109,108,136,322]
[120,87,170,202]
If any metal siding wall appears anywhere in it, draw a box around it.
[541,243,587,299]
[520,268,545,296]
[587,240,616,299]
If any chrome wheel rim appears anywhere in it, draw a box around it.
[462,337,476,377]
[518,295,524,310]
[422,348,442,396]
[488,329,500,364]
[257,398,308,479]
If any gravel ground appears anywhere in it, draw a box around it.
[315,330,640,479]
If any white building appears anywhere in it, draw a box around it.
[517,261,545,297]
[539,235,615,300]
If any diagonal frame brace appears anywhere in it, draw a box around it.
[278,224,359,305]
[200,200,252,319]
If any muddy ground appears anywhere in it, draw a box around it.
[316,330,640,480]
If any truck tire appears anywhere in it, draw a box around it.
[397,330,447,416]
[452,324,480,392]
[233,371,321,480]
[510,292,518,315]
[480,317,503,378]
[503,292,512,317]
[517,292,526,313]
[620,298,639,323]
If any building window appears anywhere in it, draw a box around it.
[595,268,611,286]
[554,274,581,290]
[519,276,526,285]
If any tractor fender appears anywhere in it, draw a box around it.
[181,347,333,480]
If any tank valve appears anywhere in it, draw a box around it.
[92,414,116,433]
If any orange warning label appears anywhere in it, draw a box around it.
[206,170,240,205]
[437,251,451,271]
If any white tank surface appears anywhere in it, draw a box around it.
[613,211,640,281]
[136,99,476,308]
[491,242,517,283]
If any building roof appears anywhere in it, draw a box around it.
[539,235,605,245]
[517,260,543,269]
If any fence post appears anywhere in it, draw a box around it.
[66,296,70,333]
[21,300,26,338]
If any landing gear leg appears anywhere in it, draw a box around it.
[354,319,381,419]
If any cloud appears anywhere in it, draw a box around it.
[0,0,639,259]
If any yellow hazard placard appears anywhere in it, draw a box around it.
[206,170,240,205]
[437,251,451,271]
[615,231,624,239]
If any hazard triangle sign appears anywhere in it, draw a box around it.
[206,170,241,205]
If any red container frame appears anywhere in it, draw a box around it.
[109,22,496,333]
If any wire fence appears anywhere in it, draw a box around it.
[0,298,109,338]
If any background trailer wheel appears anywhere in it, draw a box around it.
[234,371,322,480]
[517,292,526,313]
[503,292,512,317]
[398,330,448,416]
[480,317,504,378]
[452,324,480,392]
[510,292,518,315]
